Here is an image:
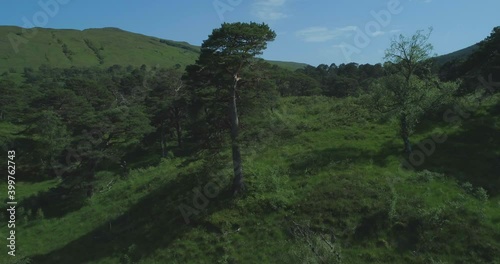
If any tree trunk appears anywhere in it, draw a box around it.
[86,158,97,197]
[120,160,128,178]
[160,121,167,158]
[176,124,182,148]
[175,108,183,148]
[400,114,412,155]
[230,76,244,195]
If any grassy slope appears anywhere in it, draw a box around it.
[266,60,310,71]
[0,26,308,73]
[1,95,499,264]
[0,27,200,72]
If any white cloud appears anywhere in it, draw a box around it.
[296,26,357,43]
[252,0,288,21]
[369,29,401,37]
[371,31,385,37]
[332,44,347,48]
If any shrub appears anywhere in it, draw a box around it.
[474,187,489,202]
[5,256,32,264]
[461,182,474,194]
[237,167,295,212]
[414,170,444,183]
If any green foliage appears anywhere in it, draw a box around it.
[296,63,385,97]
[0,80,37,121]
[4,256,32,264]
[198,22,276,74]
[414,170,444,183]
[185,22,278,195]
[462,182,490,202]
[281,71,322,96]
[374,29,460,153]
[461,182,474,194]
[474,187,489,202]
[439,26,500,94]
[384,28,435,82]
[279,222,343,263]
[237,167,295,211]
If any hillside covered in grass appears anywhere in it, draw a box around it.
[0,26,308,75]
[0,27,199,72]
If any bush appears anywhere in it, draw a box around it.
[461,182,489,201]
[474,187,489,202]
[237,167,295,212]
[278,221,343,264]
[5,256,32,264]
[461,182,474,194]
[414,170,444,183]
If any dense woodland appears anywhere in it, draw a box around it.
[0,24,499,263]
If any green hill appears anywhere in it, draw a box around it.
[0,26,308,73]
[266,60,310,71]
[434,44,480,66]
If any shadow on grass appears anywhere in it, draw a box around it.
[287,144,400,177]
[122,145,163,171]
[17,186,87,219]
[31,161,234,264]
[374,120,500,196]
[353,102,500,197]
[416,116,500,196]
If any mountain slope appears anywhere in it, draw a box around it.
[0,26,200,72]
[266,60,309,71]
[0,26,308,72]
[434,44,480,66]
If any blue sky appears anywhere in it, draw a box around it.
[1,0,499,66]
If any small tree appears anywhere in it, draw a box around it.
[375,29,458,155]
